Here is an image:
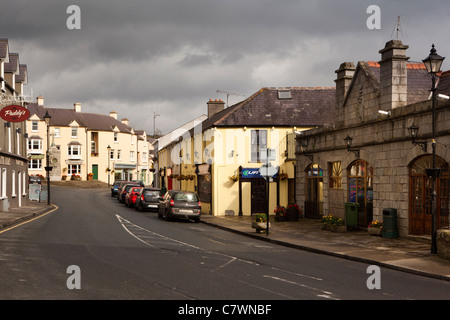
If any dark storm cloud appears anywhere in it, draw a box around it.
[2,0,450,134]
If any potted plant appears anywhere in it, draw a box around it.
[87,173,94,181]
[321,214,346,232]
[368,220,383,236]
[279,171,288,180]
[274,206,287,222]
[251,214,271,233]
[286,202,300,221]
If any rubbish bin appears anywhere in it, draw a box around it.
[345,202,359,229]
[382,208,398,239]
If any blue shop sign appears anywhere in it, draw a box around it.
[241,168,262,178]
[242,167,278,179]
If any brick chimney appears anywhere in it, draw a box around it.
[207,99,225,118]
[121,118,129,126]
[74,102,81,112]
[378,40,409,110]
[110,111,117,119]
[334,62,355,127]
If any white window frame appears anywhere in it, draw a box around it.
[28,139,43,152]
[31,121,39,132]
[68,164,81,175]
[68,145,82,159]
[28,159,43,170]
[71,126,78,138]
[11,170,16,197]
[54,127,60,138]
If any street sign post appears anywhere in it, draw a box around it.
[258,148,279,235]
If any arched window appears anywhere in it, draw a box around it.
[347,160,373,227]
[305,164,323,219]
[409,155,449,235]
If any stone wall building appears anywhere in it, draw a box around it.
[295,40,450,237]
[0,39,30,211]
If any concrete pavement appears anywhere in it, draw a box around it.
[1,180,450,281]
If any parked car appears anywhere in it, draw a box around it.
[125,186,143,207]
[111,180,123,197]
[118,183,141,203]
[135,187,161,212]
[158,190,201,222]
[116,180,144,200]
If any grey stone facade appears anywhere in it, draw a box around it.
[295,40,450,237]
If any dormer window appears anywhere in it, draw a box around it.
[278,90,292,99]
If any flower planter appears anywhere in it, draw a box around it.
[368,226,382,236]
[252,222,271,233]
[331,225,347,233]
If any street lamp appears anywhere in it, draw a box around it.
[344,135,360,158]
[422,44,445,254]
[107,145,111,187]
[43,110,52,205]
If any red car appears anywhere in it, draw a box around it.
[125,186,143,208]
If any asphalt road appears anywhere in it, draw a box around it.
[1,186,450,303]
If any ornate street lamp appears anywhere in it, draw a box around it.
[43,110,52,205]
[422,44,445,254]
[344,135,360,158]
[408,123,427,152]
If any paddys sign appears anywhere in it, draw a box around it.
[0,105,30,122]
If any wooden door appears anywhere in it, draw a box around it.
[251,178,267,214]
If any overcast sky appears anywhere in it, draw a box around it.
[2,0,450,135]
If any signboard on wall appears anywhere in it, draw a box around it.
[0,105,30,122]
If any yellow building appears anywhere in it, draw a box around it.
[158,87,335,217]
[26,99,154,185]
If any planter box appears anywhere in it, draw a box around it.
[331,225,347,233]
[252,221,271,233]
[368,226,382,236]
[437,229,450,260]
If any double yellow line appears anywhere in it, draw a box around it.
[0,204,59,234]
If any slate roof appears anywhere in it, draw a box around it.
[366,61,431,104]
[5,53,19,74]
[197,87,335,132]
[0,39,9,62]
[27,103,134,133]
[437,71,450,96]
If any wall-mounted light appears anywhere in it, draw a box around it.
[408,123,427,152]
[378,110,391,116]
[344,135,360,158]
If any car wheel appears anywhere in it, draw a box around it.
[164,209,171,221]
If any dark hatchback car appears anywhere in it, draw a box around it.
[158,190,201,222]
[135,187,161,212]
[118,183,141,203]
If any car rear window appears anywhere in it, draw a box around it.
[144,190,160,197]
[173,193,198,202]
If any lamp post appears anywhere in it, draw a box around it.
[422,44,445,254]
[43,110,52,205]
[107,145,111,187]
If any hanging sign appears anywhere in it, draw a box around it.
[0,105,30,122]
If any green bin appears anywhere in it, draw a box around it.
[382,208,398,238]
[345,202,359,228]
